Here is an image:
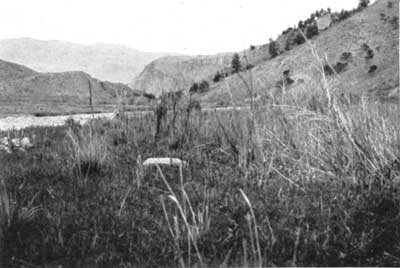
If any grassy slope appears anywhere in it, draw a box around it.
[132,0,398,102]
[201,0,399,105]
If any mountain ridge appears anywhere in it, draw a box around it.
[0,38,173,83]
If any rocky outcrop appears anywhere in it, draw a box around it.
[316,14,333,31]
[131,54,235,96]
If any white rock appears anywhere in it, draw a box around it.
[0,144,11,154]
[11,138,21,147]
[143,157,187,167]
[21,137,33,149]
[1,137,8,146]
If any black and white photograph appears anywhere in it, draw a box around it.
[0,0,399,267]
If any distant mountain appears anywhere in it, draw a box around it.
[133,0,399,102]
[0,38,171,83]
[0,59,143,116]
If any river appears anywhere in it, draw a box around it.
[0,106,251,131]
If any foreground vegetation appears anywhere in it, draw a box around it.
[1,43,400,267]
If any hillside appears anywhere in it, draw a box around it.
[0,59,141,116]
[134,0,399,102]
[130,48,275,96]
[201,0,399,106]
[0,38,170,83]
[131,54,234,96]
[0,59,37,81]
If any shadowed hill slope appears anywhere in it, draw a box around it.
[0,59,140,116]
[0,59,37,81]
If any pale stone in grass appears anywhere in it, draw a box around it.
[11,138,21,147]
[143,157,187,167]
[20,137,34,149]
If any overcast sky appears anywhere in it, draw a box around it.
[0,0,368,55]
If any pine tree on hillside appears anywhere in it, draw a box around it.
[231,53,241,73]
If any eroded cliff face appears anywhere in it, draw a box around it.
[130,54,235,96]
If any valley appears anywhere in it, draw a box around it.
[0,0,399,267]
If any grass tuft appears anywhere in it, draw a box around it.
[66,126,109,177]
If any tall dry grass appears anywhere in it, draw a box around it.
[66,126,109,179]
[153,32,400,266]
[0,179,42,266]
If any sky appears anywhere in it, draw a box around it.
[0,0,367,55]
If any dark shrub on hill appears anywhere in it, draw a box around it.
[284,30,301,50]
[298,20,304,30]
[249,45,256,51]
[245,64,255,70]
[284,38,291,51]
[362,44,374,60]
[189,82,199,94]
[305,23,319,39]
[324,62,348,76]
[387,1,393,8]
[324,65,334,76]
[276,69,295,88]
[269,39,280,58]
[334,62,348,73]
[199,80,210,93]
[286,77,294,85]
[368,65,378,73]
[341,52,352,61]
[361,43,369,51]
[144,92,156,99]
[293,32,306,45]
[338,10,351,21]
[283,70,290,76]
[282,27,293,35]
[213,71,223,83]
[390,16,399,29]
[366,49,374,59]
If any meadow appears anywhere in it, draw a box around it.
[0,45,399,267]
